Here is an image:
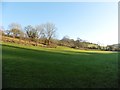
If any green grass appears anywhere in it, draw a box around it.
[2,42,118,88]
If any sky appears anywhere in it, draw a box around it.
[2,2,118,46]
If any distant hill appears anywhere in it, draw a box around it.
[107,44,120,51]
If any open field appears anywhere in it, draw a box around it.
[2,42,118,88]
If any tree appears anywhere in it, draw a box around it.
[44,22,57,45]
[106,45,113,51]
[25,25,38,45]
[59,35,70,47]
[9,23,22,38]
[74,37,83,48]
[19,30,25,43]
[35,24,45,45]
[77,37,83,42]
[36,24,45,38]
[0,26,5,36]
[69,39,75,48]
[5,30,11,36]
[62,35,70,41]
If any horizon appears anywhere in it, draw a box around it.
[2,2,118,46]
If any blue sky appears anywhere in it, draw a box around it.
[2,2,118,46]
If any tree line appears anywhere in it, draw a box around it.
[2,22,57,46]
[1,22,120,51]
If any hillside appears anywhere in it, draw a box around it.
[2,36,105,50]
[2,42,118,88]
[107,44,120,51]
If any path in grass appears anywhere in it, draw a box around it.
[2,43,118,88]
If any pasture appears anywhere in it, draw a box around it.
[2,42,118,88]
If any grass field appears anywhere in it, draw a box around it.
[2,42,118,88]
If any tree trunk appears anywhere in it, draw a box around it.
[44,39,47,45]
[48,39,50,45]
[13,34,15,38]
[19,36,22,44]
[36,39,38,46]
[29,38,31,45]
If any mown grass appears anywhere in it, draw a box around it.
[2,42,118,88]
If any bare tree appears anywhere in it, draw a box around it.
[35,24,45,45]
[44,22,57,45]
[36,24,45,38]
[5,30,11,36]
[19,30,24,44]
[62,35,70,41]
[24,33,28,45]
[59,35,70,46]
[0,26,4,35]
[9,23,22,38]
[0,26,4,42]
[25,25,38,45]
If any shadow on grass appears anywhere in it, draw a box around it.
[2,44,117,57]
[2,44,118,88]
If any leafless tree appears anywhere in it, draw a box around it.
[9,23,22,38]
[25,25,38,45]
[36,24,45,38]
[0,26,4,42]
[5,30,11,36]
[35,24,45,45]
[19,30,24,44]
[44,22,57,45]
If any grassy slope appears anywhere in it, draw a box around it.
[2,42,118,88]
